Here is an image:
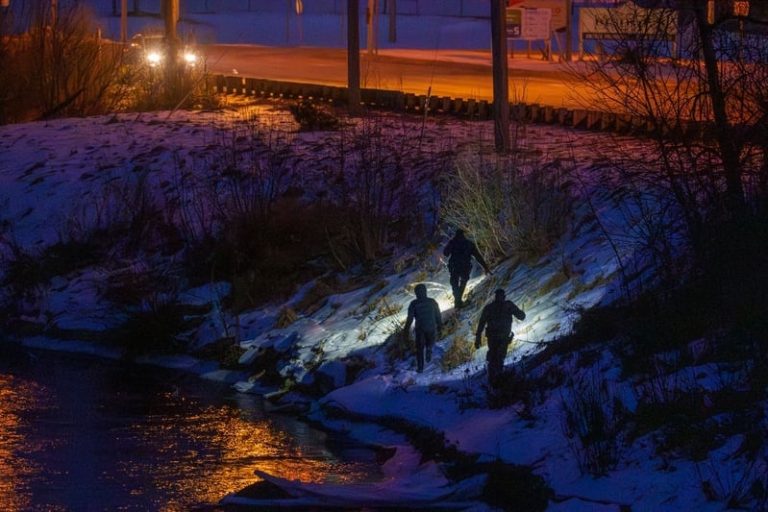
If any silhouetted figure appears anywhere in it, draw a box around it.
[443,229,491,308]
[404,284,442,373]
[475,289,525,388]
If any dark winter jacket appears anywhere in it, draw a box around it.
[476,299,526,341]
[443,233,489,274]
[405,285,442,334]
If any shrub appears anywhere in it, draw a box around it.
[441,153,572,264]
[130,57,216,112]
[1,0,131,123]
[116,301,187,356]
[383,317,409,366]
[374,298,402,321]
[289,99,340,131]
[560,372,625,476]
[481,460,553,512]
[193,336,243,368]
[696,458,768,510]
[294,277,338,315]
[275,307,298,328]
[0,239,101,301]
[103,262,181,307]
[488,366,538,415]
[324,114,440,264]
[219,342,245,369]
[441,334,473,372]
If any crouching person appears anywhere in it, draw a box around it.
[475,289,525,389]
[404,284,442,373]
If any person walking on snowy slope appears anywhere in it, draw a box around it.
[475,289,525,388]
[443,229,491,309]
[404,284,442,373]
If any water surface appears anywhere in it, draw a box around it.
[0,346,379,511]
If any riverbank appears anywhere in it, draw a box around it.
[2,100,763,511]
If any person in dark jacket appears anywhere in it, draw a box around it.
[443,229,491,309]
[475,289,525,388]
[404,284,442,373]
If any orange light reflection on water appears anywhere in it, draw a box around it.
[0,374,60,512]
[121,395,368,511]
[1,373,372,511]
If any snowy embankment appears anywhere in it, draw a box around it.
[0,103,735,511]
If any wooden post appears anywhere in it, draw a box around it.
[491,0,510,153]
[348,0,361,113]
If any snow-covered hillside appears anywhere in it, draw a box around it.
[1,101,763,511]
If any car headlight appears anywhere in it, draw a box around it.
[146,51,163,66]
[183,51,198,66]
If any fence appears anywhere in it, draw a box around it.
[212,73,701,137]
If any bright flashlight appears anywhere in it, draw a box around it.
[146,51,162,67]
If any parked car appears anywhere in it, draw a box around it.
[129,31,200,69]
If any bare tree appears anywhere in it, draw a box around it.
[17,0,129,119]
[576,0,768,317]
[578,1,768,244]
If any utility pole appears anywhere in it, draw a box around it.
[163,0,179,43]
[565,0,572,61]
[162,0,180,93]
[387,0,396,43]
[347,0,361,113]
[367,0,378,55]
[490,0,510,153]
[120,0,128,42]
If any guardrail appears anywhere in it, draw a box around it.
[211,74,703,138]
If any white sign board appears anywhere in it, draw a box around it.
[507,7,552,40]
[522,8,552,40]
[508,0,567,31]
[580,3,676,41]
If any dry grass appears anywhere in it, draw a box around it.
[275,306,298,328]
[441,334,474,372]
[441,154,572,263]
[375,298,402,321]
[294,278,338,315]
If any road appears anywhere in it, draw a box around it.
[201,45,590,109]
